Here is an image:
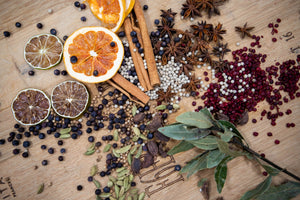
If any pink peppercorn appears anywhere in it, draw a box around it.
[267,132,273,136]
[260,153,265,158]
[272,38,277,42]
[274,139,280,144]
[262,171,268,176]
[276,18,281,23]
[253,132,259,136]
[192,101,196,106]
[252,119,257,123]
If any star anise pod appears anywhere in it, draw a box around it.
[160,9,177,20]
[178,63,194,77]
[210,23,226,42]
[183,73,201,92]
[212,60,229,72]
[191,37,210,53]
[207,1,220,18]
[235,23,254,39]
[195,0,214,10]
[153,40,162,55]
[164,40,184,59]
[157,18,177,38]
[157,86,176,103]
[190,21,213,40]
[212,42,230,60]
[178,29,194,43]
[182,0,202,19]
[199,49,212,65]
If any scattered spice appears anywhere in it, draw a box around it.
[235,23,254,38]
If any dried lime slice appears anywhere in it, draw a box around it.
[51,80,89,118]
[24,34,63,69]
[11,88,51,125]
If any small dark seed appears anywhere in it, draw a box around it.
[81,16,86,22]
[15,22,22,28]
[36,23,43,29]
[50,28,57,35]
[3,31,11,37]
[143,5,148,10]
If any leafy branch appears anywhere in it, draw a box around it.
[158,108,300,199]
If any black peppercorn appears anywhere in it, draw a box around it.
[22,152,29,158]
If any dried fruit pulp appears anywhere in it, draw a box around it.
[11,89,51,125]
[51,81,89,118]
[63,27,124,83]
[24,34,63,69]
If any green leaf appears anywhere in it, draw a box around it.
[256,181,300,200]
[181,152,209,178]
[240,175,272,200]
[167,141,194,155]
[197,178,208,187]
[207,149,226,168]
[217,120,244,139]
[176,112,214,129]
[158,124,211,141]
[262,165,280,176]
[217,140,245,157]
[215,156,232,193]
[188,135,218,150]
[218,128,235,142]
[199,108,215,122]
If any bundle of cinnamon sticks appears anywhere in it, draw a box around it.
[108,0,160,105]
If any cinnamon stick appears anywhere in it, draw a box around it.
[124,18,152,91]
[134,0,160,86]
[111,73,150,105]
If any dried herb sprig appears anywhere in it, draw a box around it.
[158,108,300,199]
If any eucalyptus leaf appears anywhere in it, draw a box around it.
[218,128,235,142]
[207,149,226,168]
[188,135,218,150]
[167,141,194,155]
[214,156,232,193]
[217,120,244,140]
[158,124,211,141]
[262,165,280,176]
[240,175,272,200]
[176,111,214,129]
[256,181,300,200]
[217,140,245,157]
[199,108,215,122]
[181,152,209,178]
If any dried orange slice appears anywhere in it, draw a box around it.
[51,80,89,118]
[11,89,51,126]
[63,27,124,83]
[87,0,126,32]
[24,34,63,69]
[125,0,135,16]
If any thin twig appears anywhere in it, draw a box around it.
[232,138,300,182]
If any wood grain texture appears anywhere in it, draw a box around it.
[0,0,300,200]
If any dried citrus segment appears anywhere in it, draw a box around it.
[11,89,51,126]
[24,34,63,69]
[63,27,124,83]
[125,0,135,16]
[88,0,126,32]
[51,81,89,118]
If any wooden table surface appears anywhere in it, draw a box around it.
[0,0,300,200]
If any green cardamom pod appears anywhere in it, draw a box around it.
[96,195,101,200]
[132,127,140,137]
[119,186,125,197]
[113,130,119,141]
[87,143,96,151]
[37,183,44,194]
[138,192,145,200]
[128,196,133,200]
[109,197,116,200]
[93,180,101,188]
[132,105,137,116]
[107,181,113,188]
[130,188,138,195]
[132,135,139,142]
[139,134,148,141]
[84,149,95,155]
[112,149,120,158]
[129,174,134,183]
[128,153,132,165]
[115,185,120,198]
[99,193,111,198]
[103,144,111,152]
[116,167,125,173]
[90,165,98,176]
[119,195,125,200]
[116,180,123,186]
[155,105,166,110]
[59,134,71,139]
[115,145,132,154]
[109,176,117,183]
[59,127,71,135]
[130,146,138,154]
[117,169,129,177]
[135,145,143,158]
